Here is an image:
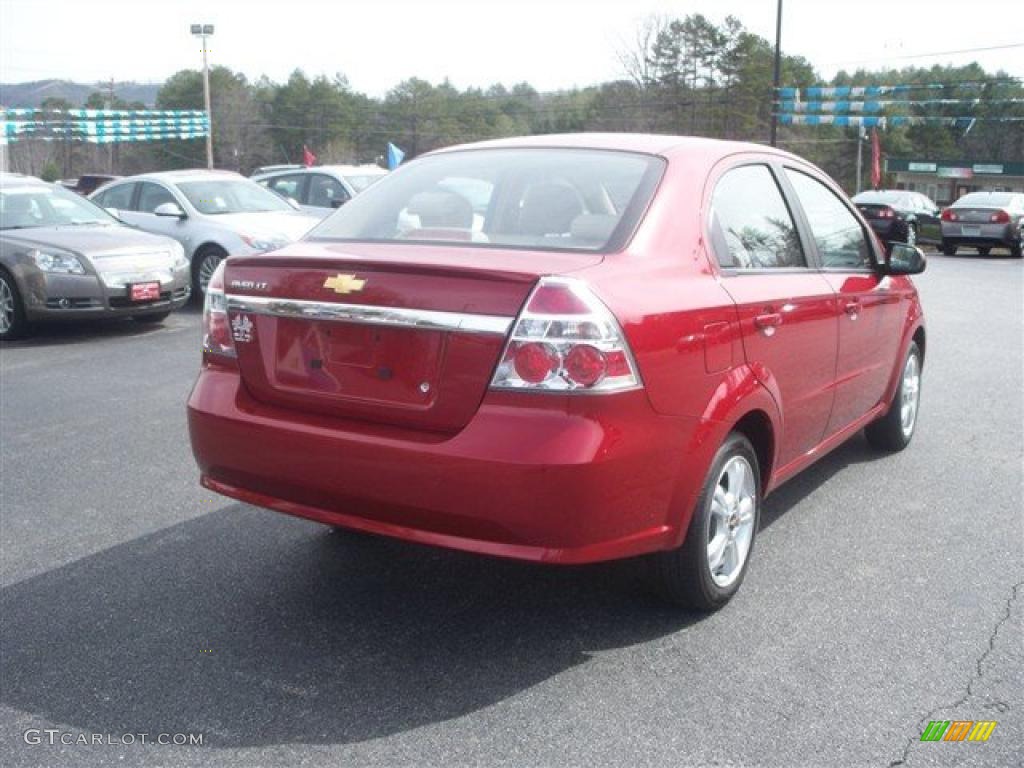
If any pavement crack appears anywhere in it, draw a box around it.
[888,579,1022,767]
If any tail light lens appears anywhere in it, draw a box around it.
[877,206,895,219]
[941,209,959,222]
[989,210,1010,224]
[202,260,236,361]
[490,277,642,393]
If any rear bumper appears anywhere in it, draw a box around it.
[940,222,1019,247]
[188,366,701,563]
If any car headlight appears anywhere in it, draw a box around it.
[169,242,188,269]
[240,234,287,252]
[29,249,86,275]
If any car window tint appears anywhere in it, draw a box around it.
[308,175,349,208]
[266,174,304,202]
[136,182,177,213]
[710,165,805,269]
[97,183,135,210]
[785,170,871,270]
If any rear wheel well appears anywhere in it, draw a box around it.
[732,410,774,495]
[912,326,926,366]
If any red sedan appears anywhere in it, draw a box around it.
[188,134,926,610]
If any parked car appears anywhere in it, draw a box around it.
[1,173,189,339]
[252,165,387,217]
[940,191,1024,257]
[851,189,941,247]
[188,135,927,611]
[60,174,121,196]
[90,170,322,296]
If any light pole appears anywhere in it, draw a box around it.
[190,23,214,169]
[770,0,782,147]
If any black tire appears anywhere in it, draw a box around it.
[978,246,991,257]
[652,432,761,611]
[191,246,226,299]
[0,269,29,341]
[132,311,171,324]
[866,341,922,452]
[1012,241,1022,258]
[941,242,957,256]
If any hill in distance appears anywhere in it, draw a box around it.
[0,79,161,108]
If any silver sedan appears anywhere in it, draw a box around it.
[90,170,321,296]
[1,174,190,340]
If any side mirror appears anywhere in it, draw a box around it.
[883,243,927,276]
[330,198,346,209]
[286,197,301,211]
[154,202,186,219]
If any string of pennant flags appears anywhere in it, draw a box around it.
[777,80,1019,100]
[779,115,1024,127]
[0,108,209,145]
[779,98,1024,113]
[775,81,1023,130]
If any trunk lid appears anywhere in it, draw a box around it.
[855,204,895,220]
[223,241,601,432]
[950,207,1003,223]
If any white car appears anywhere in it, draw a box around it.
[91,170,322,295]
[252,165,388,218]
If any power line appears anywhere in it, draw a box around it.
[831,42,1024,66]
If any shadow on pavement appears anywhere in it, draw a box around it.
[1,429,883,748]
[1,506,694,747]
[0,305,200,349]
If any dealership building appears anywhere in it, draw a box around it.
[885,159,1024,205]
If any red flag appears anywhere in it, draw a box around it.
[870,129,881,189]
[302,145,317,167]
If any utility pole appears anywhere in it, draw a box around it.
[855,125,865,193]
[190,24,215,168]
[106,78,115,174]
[770,0,783,147]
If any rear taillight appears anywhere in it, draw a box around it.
[202,260,236,361]
[990,210,1010,224]
[877,206,895,219]
[490,277,642,393]
[941,209,959,222]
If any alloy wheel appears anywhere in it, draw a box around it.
[900,352,921,438]
[707,455,757,588]
[0,276,13,335]
[197,253,224,294]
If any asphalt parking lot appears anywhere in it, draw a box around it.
[1,251,1021,768]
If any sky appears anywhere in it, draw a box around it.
[0,0,1022,96]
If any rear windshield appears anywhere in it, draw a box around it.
[852,191,908,205]
[954,192,1014,207]
[308,148,665,253]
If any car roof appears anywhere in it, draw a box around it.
[0,172,47,187]
[253,164,386,178]
[118,169,243,184]
[428,133,798,162]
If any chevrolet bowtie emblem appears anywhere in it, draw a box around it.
[323,274,366,294]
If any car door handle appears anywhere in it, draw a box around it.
[844,300,860,317]
[754,312,782,333]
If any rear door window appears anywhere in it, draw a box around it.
[709,164,806,269]
[266,174,307,204]
[96,182,135,211]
